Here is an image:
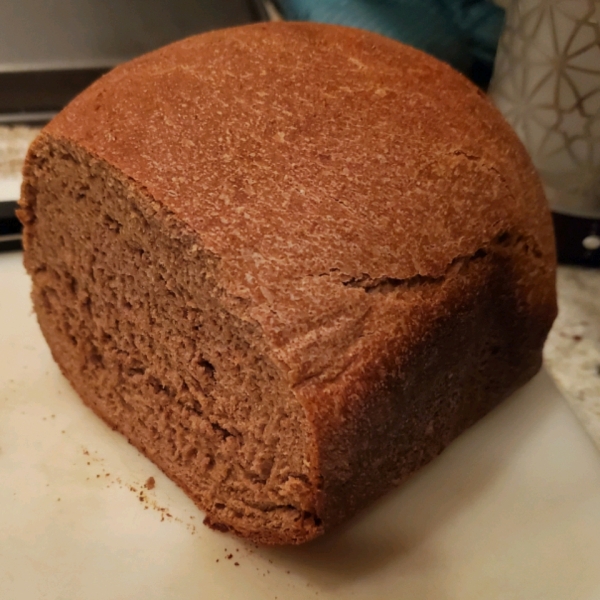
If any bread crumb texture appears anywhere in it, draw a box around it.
[18,23,556,544]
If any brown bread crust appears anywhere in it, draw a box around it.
[19,22,556,544]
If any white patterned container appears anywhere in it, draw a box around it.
[489,0,600,222]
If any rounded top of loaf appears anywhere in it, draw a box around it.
[44,22,555,374]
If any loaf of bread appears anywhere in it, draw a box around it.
[19,22,557,544]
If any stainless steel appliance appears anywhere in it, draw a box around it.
[0,0,266,250]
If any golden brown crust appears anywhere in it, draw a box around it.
[22,22,557,543]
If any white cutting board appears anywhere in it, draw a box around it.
[2,250,600,600]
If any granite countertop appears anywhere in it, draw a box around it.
[0,125,38,180]
[2,124,600,448]
[545,267,600,445]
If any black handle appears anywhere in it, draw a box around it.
[552,211,600,268]
[0,201,22,253]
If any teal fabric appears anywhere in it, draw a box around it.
[275,0,505,88]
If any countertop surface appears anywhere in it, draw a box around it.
[544,266,600,446]
[1,124,600,449]
[0,125,38,179]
